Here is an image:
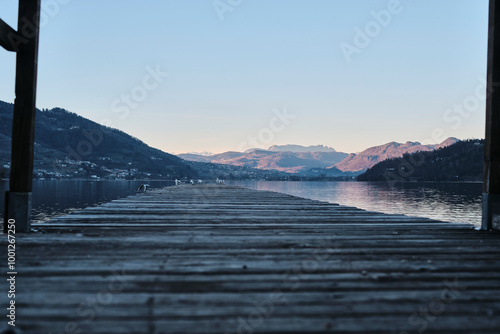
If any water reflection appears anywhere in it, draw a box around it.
[230,181,482,226]
[0,179,482,226]
[0,179,174,223]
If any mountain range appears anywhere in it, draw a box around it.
[357,139,483,182]
[0,99,463,180]
[179,138,460,174]
[0,101,195,179]
[335,138,460,172]
[0,100,292,181]
[179,149,349,174]
[267,144,337,153]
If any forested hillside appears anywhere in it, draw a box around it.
[357,140,484,183]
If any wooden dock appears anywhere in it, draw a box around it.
[4,184,500,334]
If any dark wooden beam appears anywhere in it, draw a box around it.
[0,18,20,52]
[483,0,500,230]
[4,0,41,233]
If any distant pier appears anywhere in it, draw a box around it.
[4,184,500,333]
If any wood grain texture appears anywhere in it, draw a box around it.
[3,184,500,334]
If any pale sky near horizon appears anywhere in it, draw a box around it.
[0,0,490,155]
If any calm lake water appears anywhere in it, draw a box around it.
[229,180,483,227]
[0,179,174,223]
[0,180,482,226]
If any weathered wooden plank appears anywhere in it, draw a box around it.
[13,316,500,334]
[3,185,499,333]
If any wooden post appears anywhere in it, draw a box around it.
[484,0,500,231]
[0,18,20,52]
[3,0,41,233]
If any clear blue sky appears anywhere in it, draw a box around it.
[0,0,489,154]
